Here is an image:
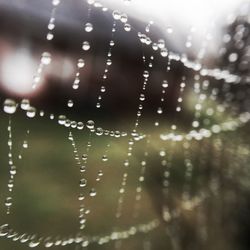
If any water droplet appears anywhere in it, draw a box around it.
[84,23,93,32]
[80,218,86,225]
[102,155,108,162]
[41,52,51,65]
[70,121,77,128]
[159,150,166,157]
[29,236,41,248]
[158,39,165,49]
[21,99,30,110]
[65,120,71,127]
[162,80,168,88]
[139,34,146,43]
[17,234,29,244]
[180,82,186,88]
[46,32,54,40]
[44,237,54,248]
[77,122,84,130]
[152,43,158,50]
[77,59,85,68]
[5,197,12,207]
[171,124,177,130]
[107,59,112,66]
[3,99,17,114]
[8,179,14,190]
[80,166,86,173]
[78,194,85,201]
[82,41,90,51]
[82,240,89,247]
[86,120,95,129]
[33,76,40,86]
[161,48,168,57]
[89,188,97,197]
[98,170,103,176]
[114,131,120,138]
[228,53,238,62]
[96,127,103,136]
[10,165,17,175]
[143,71,149,78]
[112,10,121,20]
[110,40,115,46]
[80,179,87,187]
[120,13,128,23]
[82,154,88,161]
[166,26,173,34]
[23,140,28,148]
[48,23,55,30]
[52,0,60,6]
[0,224,10,237]
[124,159,129,167]
[139,94,145,101]
[145,37,152,45]
[67,100,74,108]
[100,86,106,93]
[58,115,66,125]
[145,24,150,33]
[72,82,79,89]
[177,97,182,102]
[192,121,199,128]
[124,24,131,32]
[26,107,36,118]
[157,107,163,114]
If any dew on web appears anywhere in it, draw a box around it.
[3,99,17,114]
[84,22,94,32]
[0,0,250,249]
[32,1,61,90]
[95,11,122,110]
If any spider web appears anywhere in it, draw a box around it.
[0,0,250,249]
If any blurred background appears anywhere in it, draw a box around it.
[0,0,250,249]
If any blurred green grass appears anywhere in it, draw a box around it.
[0,110,250,250]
